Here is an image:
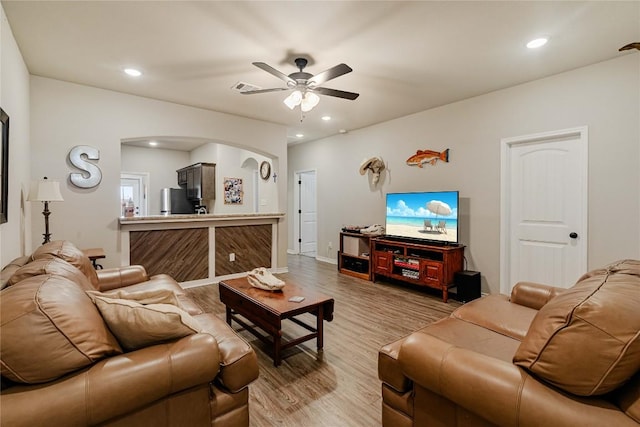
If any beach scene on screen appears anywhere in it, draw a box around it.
[385,192,458,243]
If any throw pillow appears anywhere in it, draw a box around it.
[514,259,640,396]
[0,275,122,384]
[89,287,181,306]
[89,294,201,351]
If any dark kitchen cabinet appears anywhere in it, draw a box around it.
[177,163,216,201]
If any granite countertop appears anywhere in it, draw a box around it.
[119,212,285,225]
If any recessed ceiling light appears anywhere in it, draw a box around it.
[148,141,158,146]
[321,116,331,121]
[296,133,304,138]
[124,68,142,77]
[526,38,548,49]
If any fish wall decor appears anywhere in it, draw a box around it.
[406,149,449,167]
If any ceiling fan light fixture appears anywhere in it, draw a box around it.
[301,92,320,112]
[283,90,303,109]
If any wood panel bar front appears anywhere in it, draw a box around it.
[215,224,272,276]
[130,228,208,282]
[119,213,284,285]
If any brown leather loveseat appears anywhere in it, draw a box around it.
[379,259,640,426]
[1,240,259,426]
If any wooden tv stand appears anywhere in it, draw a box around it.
[371,237,464,302]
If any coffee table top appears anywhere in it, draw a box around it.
[219,277,334,321]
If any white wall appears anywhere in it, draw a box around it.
[288,54,640,294]
[120,145,190,215]
[199,144,252,214]
[30,77,288,268]
[122,143,277,216]
[0,5,31,265]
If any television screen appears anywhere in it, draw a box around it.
[385,191,459,244]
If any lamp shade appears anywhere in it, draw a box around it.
[28,178,64,202]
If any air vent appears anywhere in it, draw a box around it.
[232,81,262,93]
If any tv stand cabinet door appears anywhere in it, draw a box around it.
[421,260,443,287]
[373,251,392,275]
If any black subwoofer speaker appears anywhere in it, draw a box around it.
[452,270,481,303]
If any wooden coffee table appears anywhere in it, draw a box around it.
[218,277,334,366]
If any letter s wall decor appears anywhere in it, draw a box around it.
[68,145,102,188]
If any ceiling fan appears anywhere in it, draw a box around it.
[241,57,359,112]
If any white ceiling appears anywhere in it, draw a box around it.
[3,1,639,145]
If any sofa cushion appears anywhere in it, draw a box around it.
[116,274,204,315]
[452,294,537,341]
[31,240,99,289]
[0,274,122,383]
[7,257,93,291]
[88,293,201,351]
[514,259,640,396]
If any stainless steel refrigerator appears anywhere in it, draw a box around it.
[160,188,193,215]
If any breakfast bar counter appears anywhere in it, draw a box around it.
[119,213,285,285]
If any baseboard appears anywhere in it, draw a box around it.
[179,266,289,289]
[316,255,337,265]
[287,249,336,265]
[180,278,220,289]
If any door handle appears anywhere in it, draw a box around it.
[569,232,578,239]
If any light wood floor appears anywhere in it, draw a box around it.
[185,255,460,427]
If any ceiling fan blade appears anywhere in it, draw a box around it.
[252,62,297,86]
[240,88,290,95]
[312,86,360,100]
[307,63,353,86]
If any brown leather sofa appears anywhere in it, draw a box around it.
[379,259,640,426]
[1,240,259,427]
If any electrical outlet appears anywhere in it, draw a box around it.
[328,242,332,249]
[229,253,235,262]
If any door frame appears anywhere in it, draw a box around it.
[293,168,317,255]
[120,171,149,217]
[499,126,588,294]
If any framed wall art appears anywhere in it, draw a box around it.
[0,107,9,224]
[223,177,243,205]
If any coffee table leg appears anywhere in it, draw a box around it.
[317,307,324,350]
[225,306,232,325]
[274,330,282,366]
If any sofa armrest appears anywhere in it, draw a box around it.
[0,333,220,426]
[378,336,413,393]
[509,281,565,310]
[399,332,637,427]
[96,265,149,291]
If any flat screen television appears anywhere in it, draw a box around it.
[385,191,459,245]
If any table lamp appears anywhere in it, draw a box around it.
[28,177,64,244]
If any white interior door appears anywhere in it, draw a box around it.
[501,127,588,293]
[120,172,148,217]
[299,171,317,257]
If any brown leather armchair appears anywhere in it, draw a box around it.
[379,260,640,426]
[1,241,259,426]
